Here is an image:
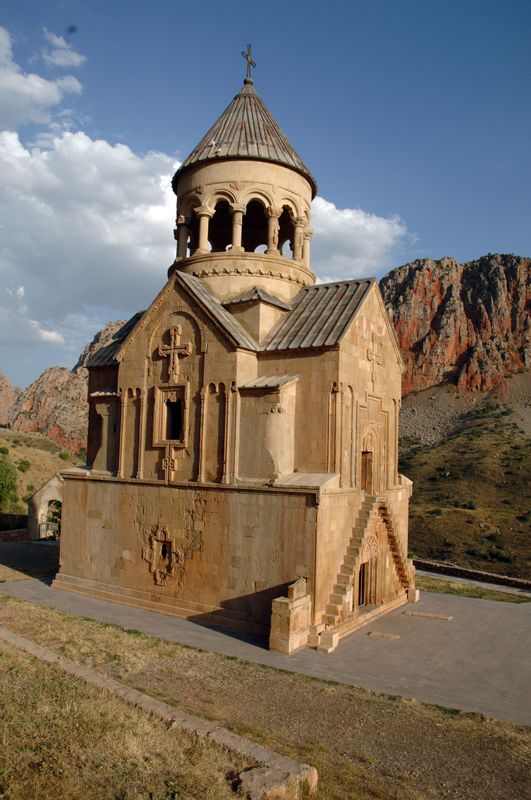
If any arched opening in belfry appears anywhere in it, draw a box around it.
[242,199,268,252]
[209,200,232,252]
[189,209,200,254]
[278,205,295,257]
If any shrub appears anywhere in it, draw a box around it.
[17,459,31,473]
[58,451,70,461]
[0,446,8,455]
[0,457,18,511]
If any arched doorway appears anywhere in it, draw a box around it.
[41,499,62,539]
[361,433,374,493]
[356,536,378,610]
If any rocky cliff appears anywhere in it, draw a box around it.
[380,254,530,395]
[8,321,125,452]
[0,372,21,426]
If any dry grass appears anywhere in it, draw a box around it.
[0,429,81,513]
[0,595,529,800]
[0,639,246,800]
[415,575,531,603]
[401,406,531,579]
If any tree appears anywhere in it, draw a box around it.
[0,455,18,511]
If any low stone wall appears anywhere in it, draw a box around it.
[414,558,531,591]
[0,513,28,532]
[0,529,27,542]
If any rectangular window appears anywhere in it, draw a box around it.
[165,398,183,441]
[153,384,188,447]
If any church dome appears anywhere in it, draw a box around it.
[173,78,317,198]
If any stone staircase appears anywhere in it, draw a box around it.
[376,499,413,587]
[322,495,413,630]
[322,495,378,627]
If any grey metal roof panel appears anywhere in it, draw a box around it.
[223,286,291,311]
[173,80,317,197]
[239,374,299,390]
[262,279,374,351]
[86,313,144,367]
[175,271,258,351]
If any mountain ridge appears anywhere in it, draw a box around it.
[1,253,529,452]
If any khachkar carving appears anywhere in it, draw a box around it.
[158,325,192,383]
[142,525,184,586]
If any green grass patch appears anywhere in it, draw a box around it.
[401,405,531,580]
[415,575,530,603]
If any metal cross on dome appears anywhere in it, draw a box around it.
[241,43,256,79]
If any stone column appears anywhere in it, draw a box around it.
[230,204,245,253]
[193,206,213,256]
[175,215,190,259]
[266,206,281,255]
[136,393,145,480]
[302,228,313,268]
[117,391,127,478]
[293,217,305,261]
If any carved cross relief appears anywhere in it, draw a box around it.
[158,325,192,384]
[142,525,184,586]
[367,332,385,390]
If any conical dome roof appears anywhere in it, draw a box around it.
[173,79,317,197]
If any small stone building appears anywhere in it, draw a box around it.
[55,70,415,652]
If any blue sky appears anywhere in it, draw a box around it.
[1,0,530,386]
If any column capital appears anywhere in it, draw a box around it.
[304,228,314,240]
[230,203,246,215]
[294,216,306,227]
[177,214,190,226]
[195,205,215,218]
[266,206,282,218]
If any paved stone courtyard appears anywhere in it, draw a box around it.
[0,542,529,726]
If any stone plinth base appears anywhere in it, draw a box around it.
[269,578,311,655]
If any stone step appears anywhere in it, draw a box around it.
[332,584,348,596]
[347,545,361,557]
[322,614,337,627]
[330,592,347,606]
[336,572,351,585]
[343,554,357,567]
[326,603,341,616]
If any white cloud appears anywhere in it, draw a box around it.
[0,27,82,130]
[0,129,178,359]
[0,25,412,385]
[41,29,86,69]
[311,197,409,281]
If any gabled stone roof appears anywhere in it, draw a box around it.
[86,313,144,367]
[173,79,317,197]
[87,277,376,368]
[262,279,375,351]
[175,272,258,351]
[223,286,291,311]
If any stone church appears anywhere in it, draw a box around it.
[54,62,416,653]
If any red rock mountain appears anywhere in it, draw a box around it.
[380,254,530,395]
[0,372,21,426]
[7,321,125,452]
[2,253,529,451]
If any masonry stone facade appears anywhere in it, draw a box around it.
[54,72,416,652]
